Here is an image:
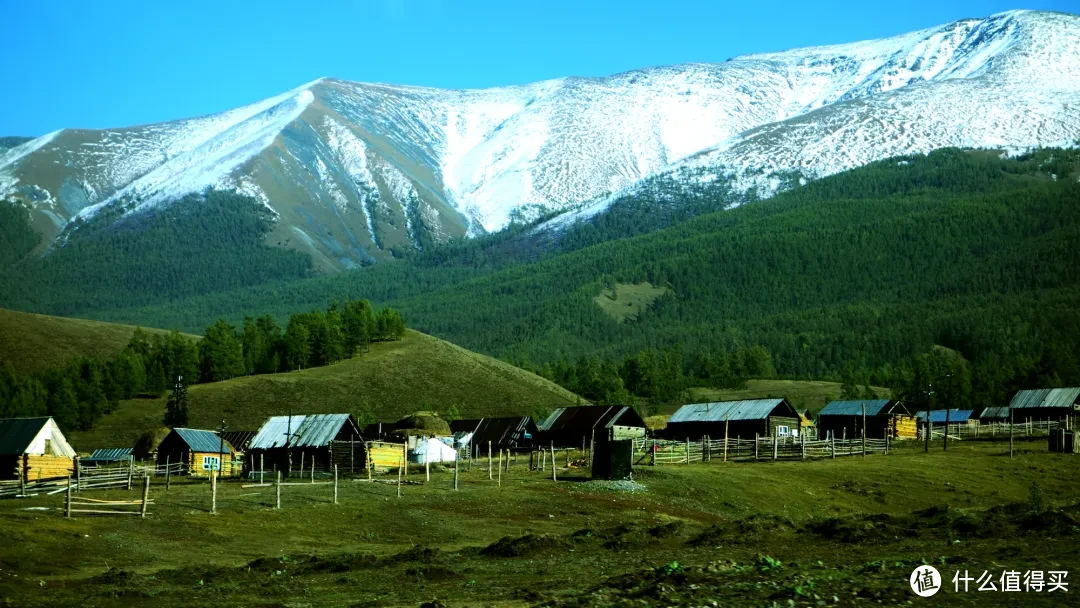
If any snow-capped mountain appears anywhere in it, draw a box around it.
[2,9,1078,270]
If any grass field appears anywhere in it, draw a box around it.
[0,308,197,376]
[0,439,1077,606]
[592,282,670,323]
[67,330,581,451]
[685,379,893,415]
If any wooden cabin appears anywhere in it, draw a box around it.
[1008,388,1080,422]
[0,417,76,481]
[450,417,538,452]
[662,399,800,441]
[817,400,917,440]
[80,448,133,468]
[155,428,238,477]
[248,414,363,477]
[538,406,646,448]
[915,409,976,432]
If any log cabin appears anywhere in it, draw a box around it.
[0,417,76,481]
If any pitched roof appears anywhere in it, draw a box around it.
[220,430,256,451]
[173,428,234,454]
[83,448,133,462]
[538,406,645,432]
[249,414,357,450]
[1008,388,1080,410]
[668,399,793,423]
[819,400,893,416]
[451,417,537,446]
[914,409,974,423]
[979,406,1011,419]
[0,417,51,455]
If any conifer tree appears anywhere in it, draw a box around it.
[164,375,189,427]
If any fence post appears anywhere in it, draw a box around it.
[397,458,403,498]
[141,475,150,517]
[402,445,407,480]
[801,436,806,460]
[454,454,459,491]
[166,457,171,490]
[685,438,690,464]
[497,451,502,487]
[651,439,656,466]
[589,430,595,469]
[275,471,281,510]
[66,475,72,518]
[75,456,82,494]
[425,450,430,483]
[333,465,339,505]
[862,404,867,458]
[127,455,134,490]
[724,415,730,462]
[541,448,547,471]
[1010,408,1015,459]
[350,441,355,474]
[754,434,759,461]
[773,433,778,461]
[565,447,570,468]
[260,454,264,485]
[551,446,557,481]
[366,443,373,481]
[488,442,493,480]
[211,469,217,515]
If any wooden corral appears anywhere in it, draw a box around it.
[0,417,76,481]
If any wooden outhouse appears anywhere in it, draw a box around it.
[537,406,646,448]
[662,399,800,441]
[0,417,76,481]
[155,428,238,477]
[817,400,917,440]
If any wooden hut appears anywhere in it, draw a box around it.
[817,400,916,440]
[248,414,363,477]
[538,406,646,448]
[915,409,976,433]
[662,399,799,441]
[0,417,76,481]
[155,428,238,477]
[450,417,538,452]
[80,448,133,468]
[1008,388,1080,422]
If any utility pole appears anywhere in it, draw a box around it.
[285,406,293,478]
[924,383,934,453]
[942,373,952,452]
[217,419,226,480]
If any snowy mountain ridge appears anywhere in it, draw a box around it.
[2,9,1079,270]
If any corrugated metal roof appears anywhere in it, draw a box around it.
[1008,388,1080,410]
[173,428,234,454]
[668,399,788,423]
[451,417,537,446]
[83,448,133,462]
[914,409,974,423]
[819,400,892,417]
[220,431,256,451]
[0,417,51,455]
[249,414,355,450]
[979,406,1010,420]
[537,406,645,432]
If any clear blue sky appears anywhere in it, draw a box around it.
[0,1,1073,136]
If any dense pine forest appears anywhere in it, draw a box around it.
[3,148,1080,415]
[0,299,405,431]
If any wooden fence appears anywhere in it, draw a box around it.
[921,419,1064,441]
[65,476,152,517]
[637,436,889,465]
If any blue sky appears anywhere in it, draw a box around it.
[0,1,1074,136]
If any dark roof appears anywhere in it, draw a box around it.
[819,400,896,417]
[668,399,796,423]
[538,406,645,432]
[83,448,133,462]
[1008,388,1080,410]
[452,417,537,446]
[0,417,51,456]
[915,409,975,423]
[980,406,1010,420]
[220,431,256,451]
[172,428,234,454]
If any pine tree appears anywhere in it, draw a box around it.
[164,375,189,427]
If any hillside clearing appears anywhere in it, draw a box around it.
[592,281,670,322]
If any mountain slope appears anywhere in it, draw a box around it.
[66,330,581,450]
[3,10,1079,271]
[0,307,196,376]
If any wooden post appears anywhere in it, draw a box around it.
[311,458,315,484]
[564,447,569,468]
[350,441,355,474]
[425,450,430,483]
[166,456,171,490]
[651,438,656,466]
[943,407,949,452]
[801,435,806,460]
[529,449,534,471]
[366,443,372,481]
[299,452,304,480]
[1010,407,1015,459]
[141,476,150,517]
[211,469,217,515]
[551,446,557,481]
[754,433,759,460]
[403,444,408,479]
[861,403,867,458]
[885,429,890,455]
[488,441,493,480]
[589,430,595,469]
[541,449,547,471]
[275,471,281,510]
[333,465,339,505]
[497,451,502,488]
[75,456,82,493]
[259,454,264,485]
[724,415,730,462]
[66,475,72,518]
[773,433,778,461]
[127,455,134,490]
[397,458,403,498]
[453,455,459,491]
[685,438,690,464]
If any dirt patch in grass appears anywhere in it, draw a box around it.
[480,534,572,558]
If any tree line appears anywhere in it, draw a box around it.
[0,298,406,431]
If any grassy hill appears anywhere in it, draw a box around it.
[684,379,892,415]
[67,330,580,451]
[0,308,195,376]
